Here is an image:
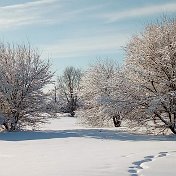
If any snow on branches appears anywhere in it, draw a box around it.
[0,43,53,131]
[79,18,176,134]
[79,60,123,127]
[56,67,82,116]
[125,18,176,134]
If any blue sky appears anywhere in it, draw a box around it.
[0,0,176,74]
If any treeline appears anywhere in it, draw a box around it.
[0,18,176,135]
[53,18,176,134]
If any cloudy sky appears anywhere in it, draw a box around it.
[0,0,176,73]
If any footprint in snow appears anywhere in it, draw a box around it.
[128,152,170,176]
[157,152,168,157]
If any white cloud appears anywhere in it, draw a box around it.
[40,34,130,58]
[1,0,57,10]
[0,0,104,30]
[102,2,176,23]
[0,0,60,29]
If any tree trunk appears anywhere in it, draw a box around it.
[10,112,19,131]
[169,125,176,134]
[70,97,75,117]
[113,115,121,127]
[2,122,9,131]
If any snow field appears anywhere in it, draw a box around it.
[0,116,175,176]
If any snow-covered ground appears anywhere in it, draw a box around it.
[0,116,175,176]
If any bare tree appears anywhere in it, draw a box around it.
[124,18,176,134]
[56,66,82,116]
[0,43,53,131]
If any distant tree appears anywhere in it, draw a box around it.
[124,18,176,134]
[56,66,82,116]
[0,43,53,131]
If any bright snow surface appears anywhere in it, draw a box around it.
[0,116,175,176]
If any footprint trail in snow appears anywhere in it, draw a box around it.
[128,151,176,176]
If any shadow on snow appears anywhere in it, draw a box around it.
[0,129,175,141]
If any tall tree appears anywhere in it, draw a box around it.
[125,18,176,134]
[0,43,53,131]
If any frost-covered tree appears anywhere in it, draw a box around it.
[125,18,176,134]
[79,60,122,127]
[0,43,53,131]
[56,66,82,116]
